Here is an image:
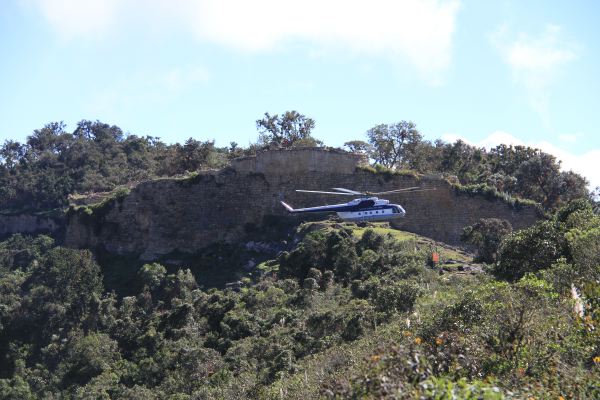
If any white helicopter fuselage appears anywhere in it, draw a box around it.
[336,198,406,222]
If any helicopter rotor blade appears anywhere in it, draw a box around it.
[377,188,438,195]
[331,188,363,195]
[296,190,356,196]
[369,187,421,195]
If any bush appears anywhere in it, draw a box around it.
[495,220,567,281]
[373,280,423,314]
[461,218,512,263]
[566,227,600,281]
[138,263,166,290]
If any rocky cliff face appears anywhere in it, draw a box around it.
[63,148,542,260]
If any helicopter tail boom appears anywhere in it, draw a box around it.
[280,201,296,213]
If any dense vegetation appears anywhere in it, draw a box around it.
[0,198,599,398]
[346,122,590,210]
[0,113,593,213]
[0,121,238,211]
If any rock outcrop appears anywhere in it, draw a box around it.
[63,148,542,260]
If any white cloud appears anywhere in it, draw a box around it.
[492,24,578,123]
[442,131,600,189]
[558,133,582,143]
[28,0,461,84]
[30,0,119,39]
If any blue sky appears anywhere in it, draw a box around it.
[1,0,599,186]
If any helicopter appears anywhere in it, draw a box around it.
[280,187,431,222]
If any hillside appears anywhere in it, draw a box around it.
[1,119,599,399]
[0,214,599,398]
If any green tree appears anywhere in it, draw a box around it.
[515,152,562,208]
[343,140,372,155]
[461,218,513,263]
[138,263,167,291]
[22,247,104,340]
[59,333,121,387]
[256,111,320,148]
[366,121,422,169]
[495,220,567,280]
[439,140,486,182]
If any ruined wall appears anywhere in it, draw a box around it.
[0,213,63,239]
[63,148,542,259]
[232,147,367,175]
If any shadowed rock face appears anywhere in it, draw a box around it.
[62,148,542,260]
[0,213,63,239]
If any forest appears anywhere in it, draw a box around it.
[0,112,599,398]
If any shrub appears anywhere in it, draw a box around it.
[461,218,512,263]
[138,263,167,290]
[373,280,423,314]
[495,220,567,281]
[566,227,600,281]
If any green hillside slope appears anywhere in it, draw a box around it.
[0,207,598,398]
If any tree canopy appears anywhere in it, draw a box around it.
[255,111,322,148]
[0,120,235,210]
[366,121,422,169]
[361,121,589,210]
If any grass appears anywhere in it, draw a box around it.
[348,222,473,263]
[66,186,131,233]
[356,164,420,181]
[350,223,419,242]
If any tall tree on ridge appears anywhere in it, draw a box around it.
[256,110,320,148]
[366,121,422,169]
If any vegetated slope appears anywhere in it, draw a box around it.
[0,203,598,399]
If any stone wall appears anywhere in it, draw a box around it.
[231,147,367,175]
[0,213,63,239]
[63,148,542,259]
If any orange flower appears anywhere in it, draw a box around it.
[435,338,443,345]
[370,354,381,363]
[593,356,600,364]
[414,337,422,345]
[559,396,565,400]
